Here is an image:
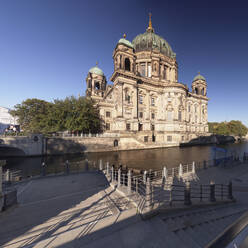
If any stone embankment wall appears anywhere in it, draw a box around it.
[45,135,176,155]
[0,134,45,156]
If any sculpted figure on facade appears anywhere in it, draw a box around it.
[85,15,209,144]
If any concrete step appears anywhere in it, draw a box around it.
[149,216,188,248]
[189,225,210,247]
[175,229,201,248]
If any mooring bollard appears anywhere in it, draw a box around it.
[210,181,216,202]
[118,168,121,188]
[228,181,233,200]
[128,170,132,194]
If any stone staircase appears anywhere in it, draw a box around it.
[148,203,247,248]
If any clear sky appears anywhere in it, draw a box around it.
[0,0,247,125]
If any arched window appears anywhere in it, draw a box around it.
[95,82,100,90]
[195,88,199,94]
[114,140,118,147]
[124,58,130,71]
[201,88,204,96]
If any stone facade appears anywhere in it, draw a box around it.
[85,16,209,145]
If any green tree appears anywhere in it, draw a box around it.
[208,120,248,137]
[10,98,52,134]
[64,96,102,134]
[10,96,102,134]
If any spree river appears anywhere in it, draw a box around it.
[3,141,248,177]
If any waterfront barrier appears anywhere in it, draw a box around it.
[100,161,234,217]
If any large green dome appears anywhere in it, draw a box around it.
[89,65,104,76]
[132,30,176,58]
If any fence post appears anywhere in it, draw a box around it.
[203,160,207,169]
[42,162,46,176]
[228,181,233,200]
[106,162,109,177]
[200,184,202,201]
[214,159,217,167]
[99,159,103,171]
[136,178,138,193]
[0,160,6,196]
[6,169,10,182]
[128,170,132,194]
[184,181,192,205]
[118,168,121,188]
[163,166,168,180]
[111,165,114,182]
[179,163,183,178]
[210,181,216,202]
[65,160,69,174]
[143,170,147,184]
[85,159,89,172]
[192,161,196,174]
[146,177,152,211]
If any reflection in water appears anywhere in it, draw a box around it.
[4,141,248,177]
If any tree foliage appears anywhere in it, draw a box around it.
[10,97,102,134]
[208,120,248,137]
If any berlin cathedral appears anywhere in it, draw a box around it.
[85,15,208,145]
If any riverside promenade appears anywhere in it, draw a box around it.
[1,162,248,247]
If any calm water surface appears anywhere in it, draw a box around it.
[4,141,248,177]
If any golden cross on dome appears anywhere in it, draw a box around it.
[147,13,154,32]
[96,61,98,66]
[123,33,126,38]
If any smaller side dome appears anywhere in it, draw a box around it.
[118,34,134,49]
[89,63,104,76]
[193,72,206,82]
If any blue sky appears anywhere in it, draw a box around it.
[0,0,248,125]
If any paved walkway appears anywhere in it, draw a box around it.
[0,173,138,248]
[1,163,248,247]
